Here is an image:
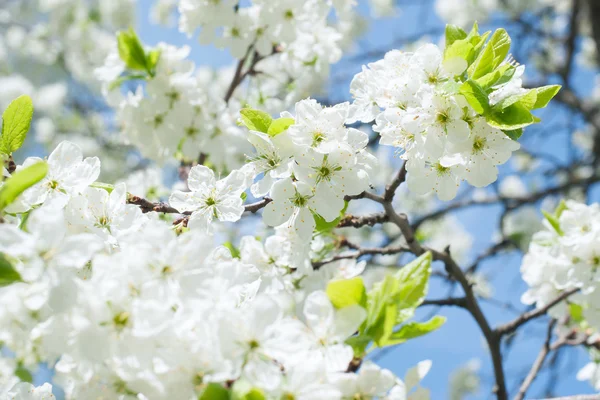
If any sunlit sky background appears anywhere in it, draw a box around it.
[95,1,598,398]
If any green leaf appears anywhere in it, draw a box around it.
[381,316,446,346]
[493,65,517,86]
[445,24,467,48]
[532,85,561,110]
[242,389,265,400]
[90,181,114,193]
[569,303,584,323]
[466,22,479,39]
[394,252,432,312]
[459,80,490,114]
[345,334,372,357]
[502,128,523,141]
[267,117,295,137]
[444,39,474,66]
[554,199,568,218]
[231,381,265,400]
[468,29,511,80]
[475,64,514,90]
[117,28,148,72]
[487,103,535,130]
[0,95,34,154]
[146,49,162,74]
[0,253,22,287]
[0,161,48,211]
[14,364,33,383]
[239,108,273,133]
[489,29,511,71]
[198,383,230,400]
[313,201,348,234]
[542,210,563,236]
[326,277,367,309]
[365,275,399,331]
[494,90,537,111]
[223,241,241,259]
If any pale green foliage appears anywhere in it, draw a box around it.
[328,252,445,357]
[239,108,294,137]
[0,95,34,155]
[445,23,561,140]
[0,161,48,211]
[0,253,22,287]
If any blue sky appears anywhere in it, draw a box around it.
[128,1,597,398]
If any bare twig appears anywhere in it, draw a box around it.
[514,320,557,400]
[496,288,579,337]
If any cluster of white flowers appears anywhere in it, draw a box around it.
[0,140,430,399]
[347,43,521,200]
[0,0,134,86]
[520,200,600,390]
[98,42,252,169]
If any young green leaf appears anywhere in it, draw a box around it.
[394,252,432,311]
[502,128,523,141]
[146,49,162,74]
[494,90,537,111]
[444,39,474,66]
[487,103,535,130]
[345,334,372,357]
[198,383,230,400]
[0,161,48,210]
[14,364,33,383]
[468,29,511,80]
[459,80,490,114]
[0,253,22,287]
[267,117,295,137]
[117,28,148,72]
[542,210,564,236]
[364,275,399,331]
[91,181,115,193]
[239,108,273,133]
[554,199,568,218]
[313,201,348,234]
[380,315,446,346]
[0,95,34,154]
[532,85,561,109]
[445,24,467,48]
[488,29,511,71]
[326,277,367,309]
[474,64,514,90]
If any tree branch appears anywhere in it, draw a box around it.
[496,288,579,337]
[514,319,556,400]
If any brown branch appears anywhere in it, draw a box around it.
[244,197,272,213]
[361,183,509,399]
[128,195,271,215]
[224,49,251,103]
[496,288,579,337]
[541,396,600,400]
[560,0,581,84]
[421,297,468,308]
[337,212,389,228]
[312,245,409,269]
[383,161,407,202]
[127,195,182,214]
[514,319,557,400]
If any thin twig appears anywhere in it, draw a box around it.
[514,319,557,400]
[496,288,579,337]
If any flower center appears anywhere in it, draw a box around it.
[472,136,487,154]
[434,162,450,176]
[291,192,308,208]
[113,311,130,331]
[312,131,325,147]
